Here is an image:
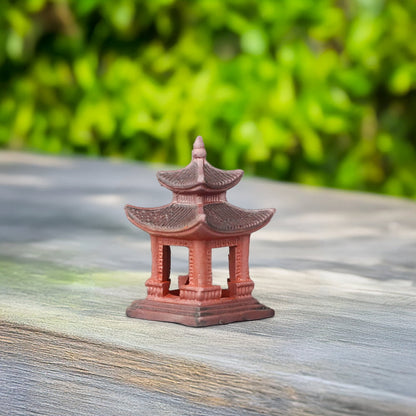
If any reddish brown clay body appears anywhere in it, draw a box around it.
[125,136,275,326]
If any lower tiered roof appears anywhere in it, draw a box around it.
[125,202,275,237]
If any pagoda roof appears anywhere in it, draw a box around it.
[157,136,243,192]
[125,202,275,237]
[125,136,276,238]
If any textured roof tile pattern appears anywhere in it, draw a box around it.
[203,163,243,190]
[126,205,198,231]
[126,202,273,234]
[157,160,242,191]
[157,163,198,189]
[204,203,274,233]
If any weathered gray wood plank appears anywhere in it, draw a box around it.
[1,151,415,415]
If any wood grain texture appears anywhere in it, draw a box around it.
[1,151,416,415]
[2,321,415,416]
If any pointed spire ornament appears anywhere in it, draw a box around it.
[125,136,275,326]
[191,136,207,159]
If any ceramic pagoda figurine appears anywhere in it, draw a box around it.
[125,136,275,327]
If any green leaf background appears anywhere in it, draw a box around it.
[1,0,415,197]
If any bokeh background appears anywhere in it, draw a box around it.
[1,0,415,197]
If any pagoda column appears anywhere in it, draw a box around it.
[145,236,170,298]
[228,234,254,298]
[192,240,211,287]
[239,235,250,281]
[180,239,221,302]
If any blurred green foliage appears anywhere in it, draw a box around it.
[1,0,416,197]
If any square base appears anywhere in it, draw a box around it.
[126,297,274,327]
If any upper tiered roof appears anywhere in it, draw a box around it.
[156,136,243,192]
[125,136,275,238]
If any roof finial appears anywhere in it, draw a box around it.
[192,136,207,159]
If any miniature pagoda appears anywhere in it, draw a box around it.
[125,136,275,326]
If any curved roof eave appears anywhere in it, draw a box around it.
[156,161,244,192]
[125,203,276,238]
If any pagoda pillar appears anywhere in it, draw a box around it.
[145,236,170,298]
[191,240,211,287]
[239,235,250,281]
[180,239,221,302]
[228,234,254,297]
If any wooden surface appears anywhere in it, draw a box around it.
[1,151,416,416]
